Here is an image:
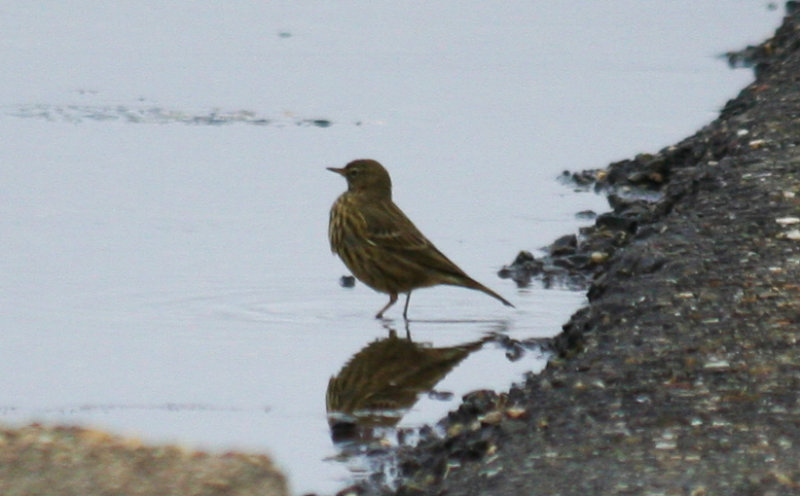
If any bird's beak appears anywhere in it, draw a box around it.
[327,167,346,176]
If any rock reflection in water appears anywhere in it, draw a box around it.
[326,327,489,444]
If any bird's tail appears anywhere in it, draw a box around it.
[462,278,515,308]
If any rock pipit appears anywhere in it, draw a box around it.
[328,159,514,319]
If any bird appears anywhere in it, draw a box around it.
[326,329,488,442]
[327,159,514,319]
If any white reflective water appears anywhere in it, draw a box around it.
[0,2,783,494]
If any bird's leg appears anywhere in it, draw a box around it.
[375,292,398,319]
[402,291,412,320]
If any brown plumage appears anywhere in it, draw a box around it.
[328,159,514,319]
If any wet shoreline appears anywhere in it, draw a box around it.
[353,4,800,495]
[3,5,799,496]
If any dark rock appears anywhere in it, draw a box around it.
[498,251,544,288]
[308,119,332,127]
[560,169,598,187]
[595,213,638,233]
[549,234,577,256]
[511,250,535,265]
[459,390,500,416]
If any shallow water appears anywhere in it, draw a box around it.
[0,2,783,494]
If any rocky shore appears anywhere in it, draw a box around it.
[352,3,800,495]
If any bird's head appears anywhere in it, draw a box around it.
[328,159,392,198]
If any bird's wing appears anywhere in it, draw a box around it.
[361,201,470,279]
[360,201,432,251]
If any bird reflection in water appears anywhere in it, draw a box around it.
[326,325,490,445]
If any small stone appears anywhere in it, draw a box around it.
[505,407,527,419]
[596,213,637,233]
[549,234,577,256]
[512,250,535,264]
[446,423,464,438]
[590,251,609,264]
[704,359,730,370]
[775,217,800,225]
[590,379,606,389]
[478,411,504,425]
[783,229,800,240]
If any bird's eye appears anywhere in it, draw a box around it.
[348,169,359,177]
